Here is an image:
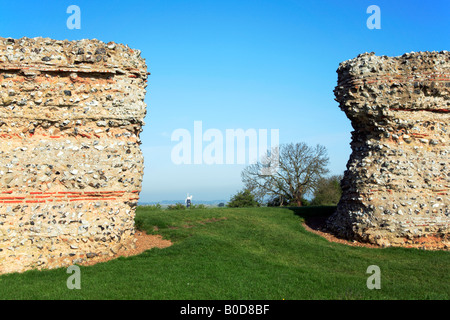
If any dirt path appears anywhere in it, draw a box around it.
[302,216,381,248]
[81,231,173,266]
[302,215,448,250]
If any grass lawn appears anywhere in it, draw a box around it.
[0,206,448,300]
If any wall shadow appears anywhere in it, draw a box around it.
[283,205,337,233]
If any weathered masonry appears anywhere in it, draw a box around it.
[327,51,449,249]
[0,37,148,274]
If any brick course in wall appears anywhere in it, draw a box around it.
[327,51,449,249]
[0,37,148,274]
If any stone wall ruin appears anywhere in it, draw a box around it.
[0,37,148,274]
[327,51,449,249]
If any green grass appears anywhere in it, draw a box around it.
[0,206,448,299]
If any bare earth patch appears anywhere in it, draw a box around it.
[81,231,173,266]
[303,216,449,250]
[303,216,380,248]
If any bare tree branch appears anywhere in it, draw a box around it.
[242,142,329,206]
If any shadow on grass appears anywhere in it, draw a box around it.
[283,205,337,235]
[284,205,337,219]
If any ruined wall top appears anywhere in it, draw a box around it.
[0,36,149,129]
[337,50,449,78]
[335,51,450,117]
[0,37,147,77]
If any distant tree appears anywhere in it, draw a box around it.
[266,195,289,207]
[242,142,329,206]
[267,195,310,207]
[310,175,343,206]
[146,203,162,210]
[167,203,186,210]
[227,189,260,208]
[191,204,206,209]
[218,203,225,207]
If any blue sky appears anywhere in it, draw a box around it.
[1,0,449,202]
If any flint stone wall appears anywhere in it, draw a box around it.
[0,37,148,273]
[327,51,449,249]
